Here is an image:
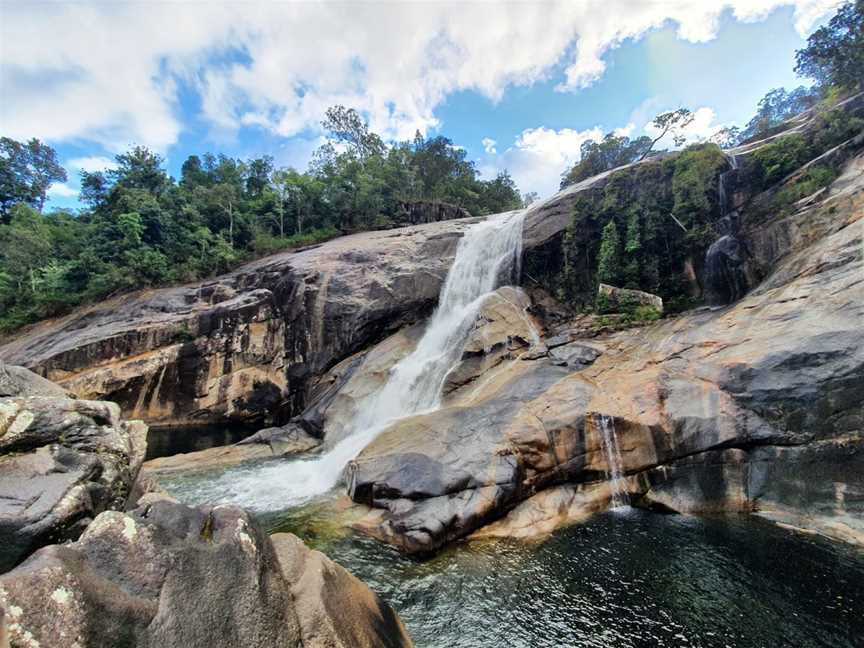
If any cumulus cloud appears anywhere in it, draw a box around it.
[482,138,498,154]
[67,156,119,173]
[482,125,605,198]
[47,182,78,199]
[0,1,842,151]
[643,106,735,147]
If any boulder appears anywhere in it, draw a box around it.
[0,501,413,648]
[271,533,413,648]
[0,361,70,398]
[597,283,663,313]
[396,200,472,225]
[0,383,147,573]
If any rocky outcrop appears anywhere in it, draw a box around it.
[397,200,472,225]
[0,501,413,648]
[272,532,413,648]
[596,283,663,312]
[0,361,72,399]
[345,150,864,552]
[0,220,473,428]
[0,366,147,572]
[142,424,321,476]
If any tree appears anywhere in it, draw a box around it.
[0,137,67,218]
[738,87,817,142]
[212,183,240,248]
[562,133,653,188]
[246,156,274,197]
[795,1,863,90]
[321,106,385,159]
[709,126,742,148]
[596,219,621,285]
[640,109,695,160]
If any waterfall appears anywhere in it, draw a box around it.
[706,151,747,305]
[596,414,626,508]
[717,152,739,221]
[178,210,526,511]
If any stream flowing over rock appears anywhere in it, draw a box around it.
[344,147,864,552]
[0,501,413,648]
[3,97,864,559]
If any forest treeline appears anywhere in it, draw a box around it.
[0,108,523,332]
[1,1,861,333]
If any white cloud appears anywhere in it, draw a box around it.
[482,138,497,154]
[0,1,842,151]
[67,156,118,173]
[482,125,605,198]
[643,106,734,147]
[47,182,78,199]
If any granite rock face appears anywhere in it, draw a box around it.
[346,150,864,552]
[0,502,413,648]
[0,367,147,573]
[0,221,474,428]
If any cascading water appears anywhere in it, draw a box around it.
[705,151,748,306]
[596,414,626,508]
[173,210,526,511]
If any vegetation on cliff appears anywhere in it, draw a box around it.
[541,0,863,313]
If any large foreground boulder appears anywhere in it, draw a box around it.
[0,502,413,648]
[0,366,147,573]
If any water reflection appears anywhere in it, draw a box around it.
[271,507,864,648]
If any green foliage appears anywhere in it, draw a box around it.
[0,111,525,333]
[749,134,812,188]
[561,132,653,188]
[554,144,727,312]
[0,137,67,218]
[671,144,728,246]
[774,165,840,209]
[795,0,863,91]
[596,220,621,285]
[745,106,862,195]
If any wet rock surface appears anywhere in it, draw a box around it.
[345,151,864,552]
[0,366,147,572]
[0,220,474,428]
[0,501,413,648]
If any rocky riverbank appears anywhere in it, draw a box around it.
[3,97,863,560]
[0,364,414,647]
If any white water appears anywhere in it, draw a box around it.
[172,211,526,511]
[597,414,627,508]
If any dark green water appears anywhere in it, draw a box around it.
[270,507,864,648]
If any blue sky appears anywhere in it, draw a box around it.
[0,1,841,207]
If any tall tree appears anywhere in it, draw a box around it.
[640,109,695,160]
[321,106,385,159]
[795,0,863,90]
[596,219,621,285]
[0,137,67,218]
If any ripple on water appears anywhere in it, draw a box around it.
[265,506,864,648]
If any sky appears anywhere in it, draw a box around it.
[0,0,845,208]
